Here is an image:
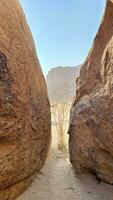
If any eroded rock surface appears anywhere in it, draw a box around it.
[69,0,113,184]
[0,0,51,199]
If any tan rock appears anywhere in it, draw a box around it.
[69,0,113,184]
[0,0,51,199]
[46,65,81,103]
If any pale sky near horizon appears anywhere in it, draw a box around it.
[20,0,106,76]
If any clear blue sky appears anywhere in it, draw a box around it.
[20,0,106,75]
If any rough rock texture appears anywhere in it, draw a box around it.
[0,0,51,199]
[69,0,113,184]
[46,65,81,103]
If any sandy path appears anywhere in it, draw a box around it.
[17,149,113,200]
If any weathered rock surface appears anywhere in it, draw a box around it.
[0,0,51,199]
[69,0,113,184]
[46,65,81,103]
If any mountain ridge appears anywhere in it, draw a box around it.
[46,65,81,103]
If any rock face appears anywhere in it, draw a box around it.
[69,0,113,184]
[0,0,51,199]
[46,66,81,103]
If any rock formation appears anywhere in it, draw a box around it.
[69,0,113,184]
[0,0,51,199]
[46,65,81,103]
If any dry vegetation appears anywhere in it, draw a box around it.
[51,102,71,152]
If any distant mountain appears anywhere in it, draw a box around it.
[46,65,81,103]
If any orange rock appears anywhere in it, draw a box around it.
[69,0,113,184]
[0,0,51,199]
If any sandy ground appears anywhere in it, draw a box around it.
[17,126,113,200]
[17,146,113,200]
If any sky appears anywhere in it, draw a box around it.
[20,0,106,76]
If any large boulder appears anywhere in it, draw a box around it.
[0,0,51,199]
[69,0,113,184]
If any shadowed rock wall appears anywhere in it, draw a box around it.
[69,0,113,184]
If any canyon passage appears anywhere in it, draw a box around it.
[0,0,113,200]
